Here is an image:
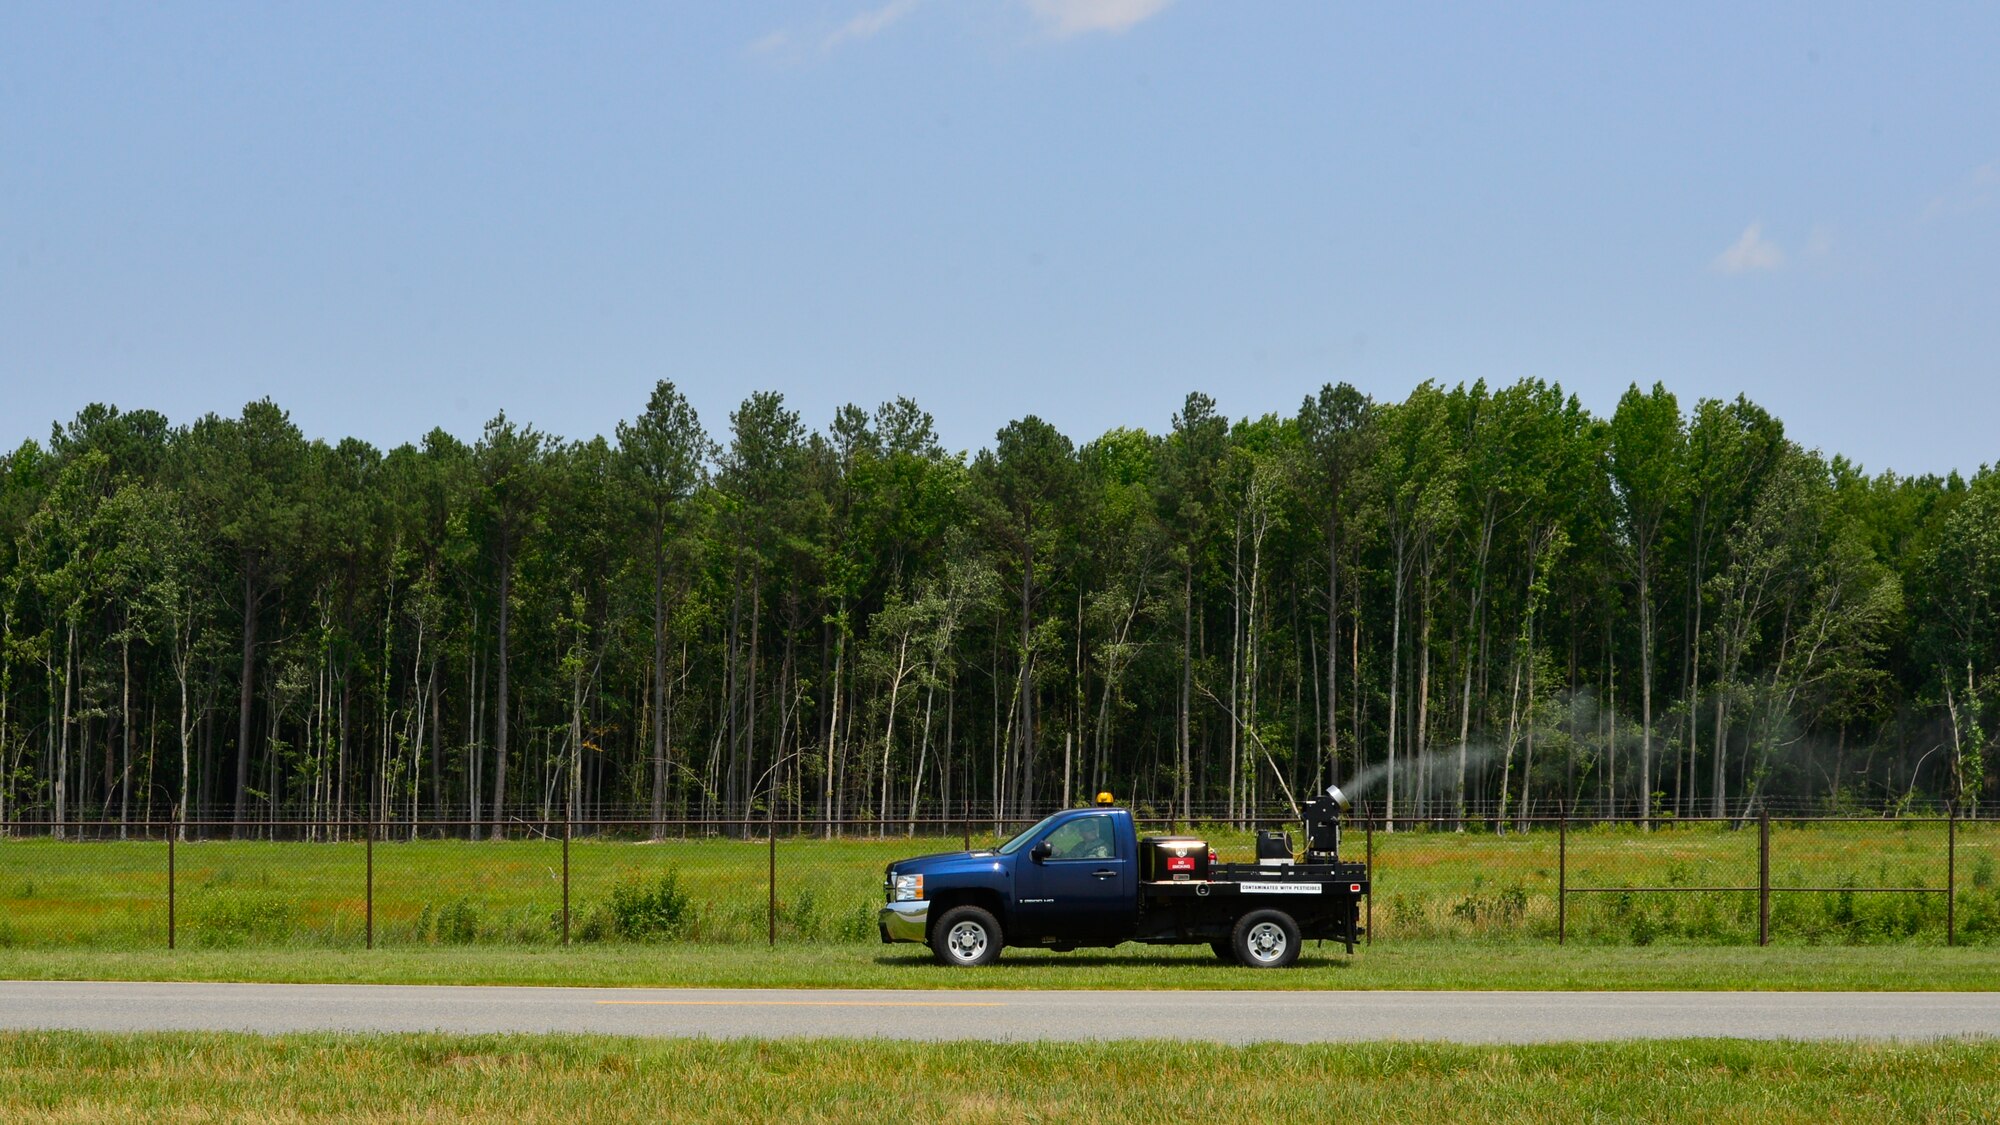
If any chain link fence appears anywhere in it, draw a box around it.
[1,812,1994,950]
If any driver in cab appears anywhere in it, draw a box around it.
[1051,815,1115,860]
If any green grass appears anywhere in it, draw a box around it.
[4,820,1996,949]
[4,939,1999,992]
[4,1031,1996,1122]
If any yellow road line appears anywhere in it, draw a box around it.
[594,1000,1004,1007]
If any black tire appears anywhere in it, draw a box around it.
[1209,940,1237,963]
[930,905,1005,966]
[1230,909,1302,969]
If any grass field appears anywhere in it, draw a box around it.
[4,940,1999,992]
[3,819,1995,949]
[4,1031,1995,1123]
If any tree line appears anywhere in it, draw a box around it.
[1,380,1994,836]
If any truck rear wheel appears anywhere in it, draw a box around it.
[1230,909,1301,968]
[930,905,1004,966]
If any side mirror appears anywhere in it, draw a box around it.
[1030,841,1052,864]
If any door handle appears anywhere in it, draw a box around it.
[1092,869,1118,878]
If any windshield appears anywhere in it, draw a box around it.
[996,812,1066,855]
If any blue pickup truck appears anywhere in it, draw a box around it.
[880,790,1368,968]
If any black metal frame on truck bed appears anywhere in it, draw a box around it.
[1137,857,1369,953]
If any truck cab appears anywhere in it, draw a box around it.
[880,808,1141,957]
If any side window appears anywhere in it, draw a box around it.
[1044,816,1116,861]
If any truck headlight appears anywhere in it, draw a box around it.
[890,873,925,902]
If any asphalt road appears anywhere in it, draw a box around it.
[4,981,1998,1042]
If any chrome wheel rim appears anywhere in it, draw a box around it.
[1246,921,1287,963]
[947,921,988,962]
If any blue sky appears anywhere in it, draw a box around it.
[3,1,1996,474]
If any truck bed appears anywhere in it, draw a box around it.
[1142,860,1369,897]
[1133,860,1369,951]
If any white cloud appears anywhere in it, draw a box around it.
[1024,0,1173,38]
[1713,223,1784,274]
[747,28,793,56]
[1922,160,1999,222]
[746,0,921,59]
[822,0,924,52]
[750,0,1168,59]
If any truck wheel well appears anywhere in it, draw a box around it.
[927,889,1007,941]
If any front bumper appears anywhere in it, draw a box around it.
[877,900,929,944]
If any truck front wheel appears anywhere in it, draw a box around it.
[930,905,1005,966]
[1231,909,1301,968]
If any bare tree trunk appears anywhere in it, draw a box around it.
[1606,638,1616,818]
[1326,515,1339,783]
[1455,516,1492,827]
[909,676,937,833]
[428,654,441,822]
[407,624,428,839]
[1352,581,1363,782]
[651,552,668,829]
[1712,693,1729,818]
[1069,589,1082,811]
[1017,547,1035,818]
[824,617,844,834]
[491,553,512,839]
[1228,513,1242,824]
[1520,609,1536,830]
[1686,506,1708,818]
[0,608,10,833]
[1416,602,1432,820]
[233,567,258,831]
[1498,642,1524,828]
[467,636,482,838]
[120,635,132,836]
[1638,558,1653,825]
[1386,536,1405,825]
[1244,504,1267,824]
[879,632,909,833]
[0,609,11,834]
[57,621,73,838]
[744,576,760,830]
[567,637,583,826]
[1180,562,1192,823]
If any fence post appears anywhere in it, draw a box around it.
[1947,806,1957,948]
[1364,804,1374,946]
[1557,806,1567,947]
[963,816,971,852]
[365,816,375,950]
[767,822,777,947]
[1757,808,1770,947]
[562,816,572,947]
[167,816,177,951]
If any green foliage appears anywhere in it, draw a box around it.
[0,381,1991,839]
[596,871,694,942]
[1449,883,1528,926]
[411,899,483,945]
[192,894,302,947]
